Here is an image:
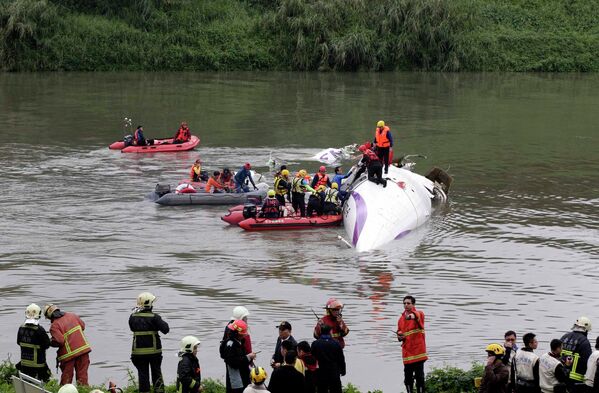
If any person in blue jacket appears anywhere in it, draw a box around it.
[234,163,258,193]
[332,166,351,188]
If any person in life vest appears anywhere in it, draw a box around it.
[291,170,315,217]
[222,306,253,356]
[356,144,387,187]
[306,185,325,217]
[43,304,91,386]
[16,303,51,381]
[322,183,342,215]
[397,295,428,393]
[311,166,331,189]
[561,316,593,390]
[234,163,258,193]
[274,169,291,205]
[373,120,394,174]
[260,190,281,218]
[134,125,147,146]
[218,168,234,190]
[222,320,257,393]
[205,171,226,193]
[313,298,350,350]
[479,344,510,393]
[129,292,170,393]
[539,339,572,393]
[190,159,203,182]
[173,122,191,144]
[176,183,196,194]
[584,336,599,392]
[177,336,202,393]
[513,332,540,393]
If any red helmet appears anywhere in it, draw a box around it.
[325,297,343,310]
[319,166,326,173]
[244,163,251,170]
[227,319,248,335]
[358,144,367,152]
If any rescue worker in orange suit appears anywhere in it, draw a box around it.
[356,144,387,187]
[313,298,350,349]
[261,190,281,218]
[129,292,170,393]
[173,122,191,144]
[311,166,332,190]
[397,295,427,393]
[16,304,51,382]
[44,304,91,386]
[373,120,394,174]
[205,171,226,193]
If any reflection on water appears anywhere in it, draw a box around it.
[0,72,598,392]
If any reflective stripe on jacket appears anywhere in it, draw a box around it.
[129,311,170,356]
[50,312,91,363]
[18,324,50,368]
[397,308,428,364]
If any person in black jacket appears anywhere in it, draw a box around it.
[271,321,297,369]
[16,304,51,381]
[268,350,305,393]
[311,324,346,393]
[177,336,202,393]
[222,320,256,393]
[561,316,593,392]
[129,292,170,393]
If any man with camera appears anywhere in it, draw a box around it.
[397,295,428,393]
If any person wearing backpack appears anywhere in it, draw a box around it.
[222,320,257,393]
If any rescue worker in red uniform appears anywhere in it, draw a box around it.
[16,304,51,381]
[173,122,191,144]
[129,292,170,393]
[261,190,281,218]
[356,144,387,187]
[397,295,427,393]
[44,304,91,386]
[313,298,350,349]
[373,120,394,174]
[311,166,332,190]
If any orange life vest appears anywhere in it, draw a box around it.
[49,312,91,363]
[363,149,379,162]
[175,127,190,142]
[314,173,329,188]
[397,308,428,364]
[375,126,391,148]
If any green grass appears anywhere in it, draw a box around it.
[1,0,598,71]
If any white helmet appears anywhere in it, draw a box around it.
[43,304,59,319]
[574,316,592,332]
[180,336,201,353]
[58,384,78,393]
[137,292,156,309]
[25,303,42,319]
[232,306,250,320]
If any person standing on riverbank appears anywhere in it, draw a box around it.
[129,292,170,393]
[223,306,253,355]
[222,320,256,393]
[513,332,539,393]
[561,317,593,391]
[504,330,518,393]
[480,344,510,393]
[373,120,393,174]
[539,339,572,393]
[177,336,202,393]
[271,321,297,369]
[16,303,51,381]
[314,298,349,349]
[583,337,599,392]
[44,304,91,386]
[397,295,427,393]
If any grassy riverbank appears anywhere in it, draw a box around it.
[2,0,597,71]
[1,358,483,393]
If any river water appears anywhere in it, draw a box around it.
[0,72,598,392]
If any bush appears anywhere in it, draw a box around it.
[426,363,484,393]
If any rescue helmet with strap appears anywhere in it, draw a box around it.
[26,303,42,319]
[331,182,339,189]
[137,292,156,309]
[486,343,506,356]
[377,120,385,127]
[180,336,201,353]
[232,306,250,320]
[43,304,58,319]
[227,320,248,335]
[574,316,592,332]
[268,189,276,197]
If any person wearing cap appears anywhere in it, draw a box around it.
[397,295,427,393]
[479,343,510,393]
[373,120,394,174]
[261,190,281,218]
[314,298,349,349]
[584,337,599,393]
[43,304,91,386]
[561,317,593,390]
[173,121,191,144]
[129,292,170,393]
[223,306,253,354]
[234,163,258,193]
[311,166,331,190]
[271,321,297,369]
[311,324,346,393]
[222,320,257,393]
[16,303,51,381]
[539,339,572,393]
[274,169,291,205]
[177,336,202,393]
[268,350,305,393]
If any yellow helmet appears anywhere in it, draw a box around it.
[486,343,505,356]
[377,120,385,127]
[331,182,339,189]
[281,169,290,177]
[250,367,267,384]
[26,303,42,320]
[298,169,307,178]
[317,185,326,192]
[267,189,276,197]
[137,292,156,309]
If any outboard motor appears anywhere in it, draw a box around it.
[123,134,134,147]
[155,184,171,197]
[242,204,257,219]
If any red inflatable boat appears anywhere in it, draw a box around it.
[222,203,295,225]
[238,214,343,231]
[109,135,200,153]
